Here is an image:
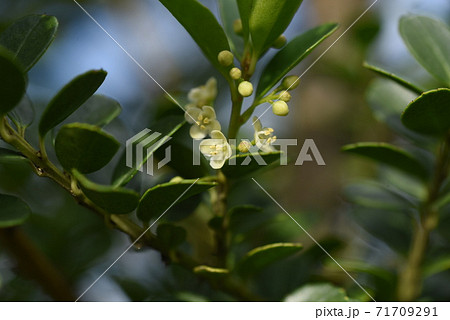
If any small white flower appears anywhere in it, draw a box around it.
[253,117,277,153]
[188,77,218,107]
[185,105,221,139]
[200,130,232,169]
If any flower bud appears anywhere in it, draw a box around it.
[278,91,291,102]
[272,35,287,49]
[282,75,300,90]
[218,50,234,67]
[170,176,184,183]
[238,140,252,153]
[238,81,253,97]
[229,67,242,80]
[233,19,243,36]
[272,101,289,116]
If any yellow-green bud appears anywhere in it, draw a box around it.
[170,176,184,183]
[238,140,252,153]
[218,50,234,67]
[272,35,287,49]
[238,81,253,97]
[233,19,243,36]
[272,101,289,116]
[282,75,300,90]
[229,67,242,80]
[278,91,291,102]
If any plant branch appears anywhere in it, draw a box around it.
[0,227,76,301]
[0,116,259,301]
[397,133,450,301]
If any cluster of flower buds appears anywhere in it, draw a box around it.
[266,75,300,117]
[217,50,254,98]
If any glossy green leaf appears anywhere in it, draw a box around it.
[72,170,139,214]
[156,223,187,249]
[0,194,31,228]
[193,265,229,279]
[342,143,429,180]
[222,151,282,178]
[55,123,119,174]
[0,48,26,114]
[284,283,349,302]
[0,148,27,164]
[256,23,338,99]
[345,181,417,210]
[366,79,427,143]
[112,115,185,187]
[400,15,450,86]
[235,243,303,277]
[363,62,424,95]
[39,69,107,137]
[0,15,58,71]
[249,0,303,56]
[401,89,450,135]
[237,0,252,42]
[159,0,230,77]
[137,179,217,222]
[66,94,121,127]
[218,0,245,59]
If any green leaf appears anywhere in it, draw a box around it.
[284,283,349,302]
[222,151,282,179]
[159,0,230,77]
[112,115,186,187]
[235,242,303,277]
[137,179,217,222]
[193,265,229,279]
[249,0,304,56]
[39,69,107,137]
[0,48,26,114]
[342,142,429,180]
[66,94,122,127]
[0,14,58,71]
[424,255,450,277]
[399,15,450,87]
[228,205,265,234]
[401,88,450,135]
[55,123,119,174]
[0,194,31,228]
[156,223,187,249]
[72,170,139,214]
[363,62,424,95]
[366,79,428,143]
[218,0,245,59]
[256,23,338,99]
[345,181,417,210]
[237,0,252,42]
[0,148,27,164]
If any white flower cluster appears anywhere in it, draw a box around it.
[184,78,232,169]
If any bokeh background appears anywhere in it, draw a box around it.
[0,0,449,301]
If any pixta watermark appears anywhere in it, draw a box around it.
[126,129,325,176]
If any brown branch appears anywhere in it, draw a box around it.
[0,227,76,301]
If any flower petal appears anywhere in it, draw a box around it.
[210,159,226,169]
[185,107,201,123]
[209,119,221,132]
[190,124,207,140]
[200,139,214,155]
[202,106,216,119]
[252,116,263,132]
[210,130,226,141]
